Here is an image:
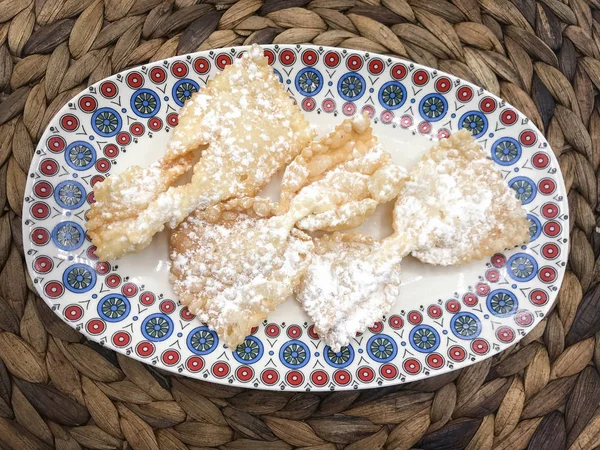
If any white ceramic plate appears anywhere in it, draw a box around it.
[23,45,568,391]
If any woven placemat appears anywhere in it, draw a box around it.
[1,0,600,449]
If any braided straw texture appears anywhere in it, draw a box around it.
[1,0,600,449]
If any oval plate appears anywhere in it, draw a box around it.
[23,45,568,391]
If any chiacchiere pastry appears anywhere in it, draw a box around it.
[169,116,406,348]
[87,44,315,261]
[298,129,530,351]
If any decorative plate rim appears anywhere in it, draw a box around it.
[22,44,569,391]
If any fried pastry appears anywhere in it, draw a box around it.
[279,114,407,231]
[87,44,315,261]
[169,116,405,347]
[297,129,530,350]
[170,205,313,348]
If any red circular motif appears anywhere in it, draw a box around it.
[263,49,275,65]
[148,117,163,131]
[476,283,490,296]
[346,54,363,71]
[418,121,432,135]
[161,349,181,366]
[130,122,145,136]
[180,307,194,321]
[96,262,110,275]
[33,256,53,273]
[64,304,83,321]
[167,113,178,127]
[541,243,560,260]
[391,63,407,80]
[324,51,340,68]
[496,326,515,343]
[407,311,422,325]
[33,181,53,199]
[265,323,280,338]
[479,96,497,113]
[103,144,119,158]
[463,293,478,307]
[311,370,328,386]
[403,358,422,375]
[492,254,506,268]
[333,369,352,386]
[541,202,559,219]
[117,132,131,146]
[343,102,356,116]
[457,86,473,102]
[519,130,537,146]
[437,128,451,139]
[139,291,155,306]
[538,266,557,283]
[426,353,445,369]
[61,114,79,131]
[187,356,205,373]
[445,300,461,314]
[150,66,167,83]
[31,227,50,245]
[486,269,500,283]
[105,274,122,288]
[500,108,518,125]
[170,61,188,78]
[87,191,95,204]
[389,315,403,329]
[380,363,398,379]
[380,111,394,124]
[160,299,176,314]
[78,95,97,113]
[435,76,452,93]
[39,158,59,176]
[368,57,384,75]
[261,368,279,385]
[121,282,138,297]
[448,345,467,362]
[136,341,155,358]
[235,365,253,382]
[400,115,413,128]
[529,289,549,306]
[471,339,489,355]
[532,152,550,169]
[31,202,50,220]
[112,331,131,348]
[95,158,111,173]
[369,321,384,333]
[47,136,66,153]
[279,49,295,66]
[91,176,104,187]
[322,98,336,113]
[44,281,64,298]
[211,362,230,378]
[427,305,443,319]
[100,81,118,98]
[361,105,375,119]
[543,220,561,237]
[86,319,106,335]
[356,366,375,383]
[193,57,210,75]
[286,370,304,387]
[538,178,556,195]
[302,97,316,112]
[126,72,144,88]
[302,49,318,66]
[514,310,534,327]
[286,325,302,339]
[412,69,429,86]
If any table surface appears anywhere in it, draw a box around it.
[1,1,600,449]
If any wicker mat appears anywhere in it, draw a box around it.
[0,0,599,449]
